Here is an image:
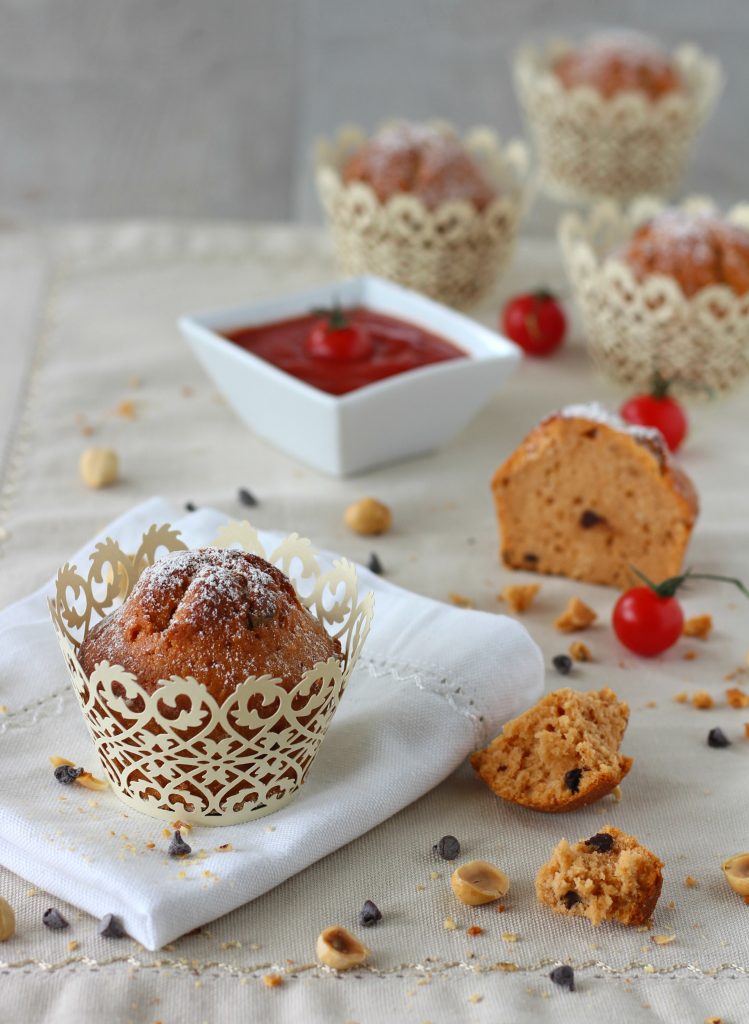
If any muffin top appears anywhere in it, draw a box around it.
[617,208,749,297]
[553,35,682,101]
[78,547,341,703]
[341,122,496,211]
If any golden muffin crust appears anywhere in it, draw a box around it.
[618,208,749,297]
[536,826,664,926]
[78,548,340,703]
[471,688,632,813]
[342,122,496,211]
[553,36,682,100]
[491,403,698,589]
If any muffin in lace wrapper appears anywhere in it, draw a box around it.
[49,521,373,826]
[514,39,721,202]
[559,196,749,395]
[315,121,530,309]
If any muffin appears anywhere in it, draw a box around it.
[536,827,664,926]
[491,402,698,589]
[315,120,529,308]
[341,122,496,211]
[52,524,372,826]
[79,547,341,704]
[514,34,721,200]
[559,199,749,393]
[618,208,749,298]
[553,35,682,101]
[471,688,632,813]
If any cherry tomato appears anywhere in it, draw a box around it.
[620,393,688,452]
[502,289,566,357]
[612,586,684,657]
[305,306,372,361]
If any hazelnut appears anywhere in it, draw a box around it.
[450,860,510,906]
[344,498,392,536]
[0,896,15,941]
[721,853,749,897]
[316,925,369,970]
[80,448,119,489]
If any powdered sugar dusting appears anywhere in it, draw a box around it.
[344,121,496,210]
[559,402,669,459]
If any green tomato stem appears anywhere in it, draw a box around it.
[630,566,749,600]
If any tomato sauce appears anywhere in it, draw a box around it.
[223,307,466,396]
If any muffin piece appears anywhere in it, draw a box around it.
[342,122,496,211]
[536,827,664,926]
[470,688,632,813]
[553,35,682,101]
[618,208,749,298]
[78,548,340,703]
[491,402,698,589]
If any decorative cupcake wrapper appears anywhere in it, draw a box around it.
[559,195,749,395]
[515,41,722,201]
[49,522,373,826]
[315,121,530,308]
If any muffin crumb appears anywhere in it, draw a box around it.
[555,598,597,633]
[691,691,714,710]
[683,614,712,640]
[726,687,749,709]
[569,641,592,662]
[500,584,540,613]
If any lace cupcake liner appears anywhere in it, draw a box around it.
[515,41,722,201]
[559,195,749,394]
[49,521,373,826]
[315,121,530,308]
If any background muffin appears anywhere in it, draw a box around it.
[341,121,496,211]
[618,208,749,297]
[553,34,682,100]
[316,120,528,308]
[559,197,749,394]
[514,34,721,200]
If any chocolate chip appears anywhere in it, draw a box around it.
[184,502,197,512]
[552,654,573,676]
[53,765,83,785]
[238,488,258,508]
[523,552,539,563]
[42,908,69,930]
[433,835,460,860]
[564,768,583,794]
[585,832,614,853]
[168,830,192,857]
[562,891,582,910]
[549,964,575,991]
[580,510,605,528]
[358,900,382,927]
[98,913,126,938]
[367,552,383,575]
[708,727,731,748]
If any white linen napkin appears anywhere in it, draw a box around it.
[0,498,543,950]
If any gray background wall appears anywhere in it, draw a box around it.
[4,0,747,228]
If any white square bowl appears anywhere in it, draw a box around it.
[178,275,520,477]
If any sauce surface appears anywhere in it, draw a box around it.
[223,307,466,396]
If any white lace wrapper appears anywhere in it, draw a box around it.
[514,41,722,201]
[559,195,749,394]
[49,522,373,826]
[315,121,530,308]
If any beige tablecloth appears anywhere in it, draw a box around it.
[0,223,748,1024]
